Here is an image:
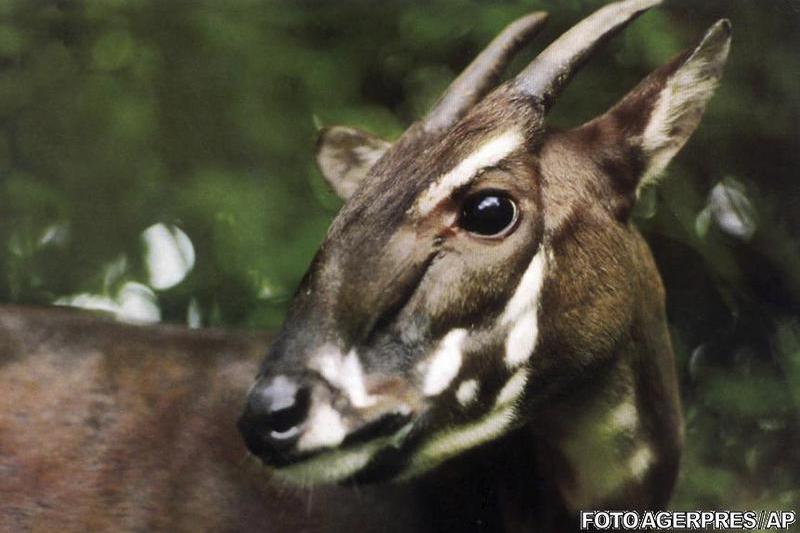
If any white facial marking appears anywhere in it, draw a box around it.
[628,446,654,480]
[640,36,730,190]
[421,329,467,396]
[276,423,413,485]
[311,346,376,408]
[608,401,638,434]
[500,250,547,368]
[556,391,654,510]
[398,403,517,480]
[504,311,537,369]
[279,444,376,485]
[416,129,524,215]
[455,379,479,407]
[495,368,528,407]
[340,350,375,408]
[296,403,347,452]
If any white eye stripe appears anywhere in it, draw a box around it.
[415,129,524,216]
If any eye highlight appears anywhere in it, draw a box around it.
[458,191,518,238]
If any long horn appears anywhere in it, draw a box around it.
[423,11,549,133]
[514,0,662,110]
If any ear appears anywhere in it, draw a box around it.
[579,19,731,197]
[315,126,391,200]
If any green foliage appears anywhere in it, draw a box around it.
[1,0,798,515]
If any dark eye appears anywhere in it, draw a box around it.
[459,192,518,237]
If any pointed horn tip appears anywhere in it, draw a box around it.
[624,0,664,11]
[602,0,663,15]
[503,11,549,35]
[511,0,664,105]
[517,11,549,25]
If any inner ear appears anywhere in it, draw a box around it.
[315,126,391,200]
[573,19,731,206]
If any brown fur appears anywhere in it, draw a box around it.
[1,4,730,532]
[0,306,428,532]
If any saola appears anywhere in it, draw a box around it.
[0,1,731,532]
[239,0,731,528]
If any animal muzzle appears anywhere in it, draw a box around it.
[238,372,415,468]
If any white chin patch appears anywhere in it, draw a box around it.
[398,367,530,480]
[420,329,467,396]
[396,401,517,481]
[274,423,413,486]
[297,403,347,452]
[500,249,547,368]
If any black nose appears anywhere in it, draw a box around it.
[238,375,311,462]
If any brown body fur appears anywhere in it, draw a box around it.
[0,306,427,533]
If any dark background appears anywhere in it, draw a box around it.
[1,0,798,514]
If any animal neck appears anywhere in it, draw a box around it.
[531,269,683,518]
[538,357,659,512]
[417,252,684,531]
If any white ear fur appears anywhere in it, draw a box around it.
[638,19,731,191]
[315,126,391,200]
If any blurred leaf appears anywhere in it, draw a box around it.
[708,177,758,241]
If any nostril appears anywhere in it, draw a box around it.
[268,386,310,437]
[239,375,312,459]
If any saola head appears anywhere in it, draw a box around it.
[238,0,731,485]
